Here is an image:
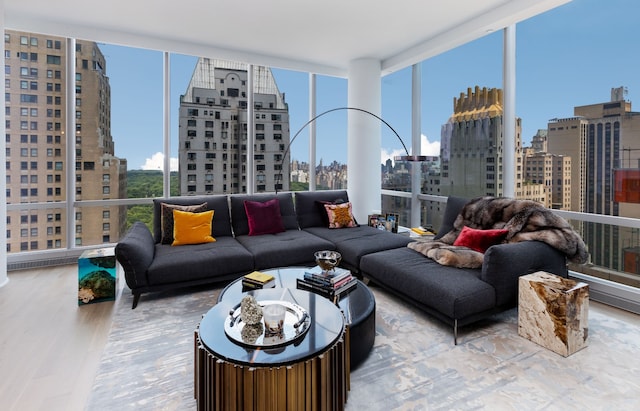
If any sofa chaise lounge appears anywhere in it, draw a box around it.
[360,196,578,343]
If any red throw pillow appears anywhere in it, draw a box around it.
[453,226,509,253]
[244,198,286,236]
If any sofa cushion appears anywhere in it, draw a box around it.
[235,230,336,269]
[230,193,298,236]
[360,247,495,320]
[452,226,508,253]
[147,236,254,286]
[160,202,207,244]
[304,225,411,270]
[244,198,286,236]
[295,190,350,228]
[171,210,216,246]
[153,195,233,243]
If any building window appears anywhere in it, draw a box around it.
[46,55,61,65]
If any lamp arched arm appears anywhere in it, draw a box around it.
[275,106,423,193]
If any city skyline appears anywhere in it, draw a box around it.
[97,0,640,171]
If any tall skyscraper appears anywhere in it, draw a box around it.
[548,87,640,272]
[439,86,524,199]
[5,30,126,253]
[178,58,290,195]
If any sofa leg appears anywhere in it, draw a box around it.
[132,293,141,309]
[453,319,458,345]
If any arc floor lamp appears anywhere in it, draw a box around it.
[275,106,427,192]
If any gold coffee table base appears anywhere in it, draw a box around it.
[194,327,350,411]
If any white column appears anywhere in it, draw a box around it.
[347,58,381,222]
[162,52,171,197]
[309,73,317,191]
[66,38,76,250]
[411,64,422,227]
[0,3,8,287]
[503,25,516,198]
[247,64,254,194]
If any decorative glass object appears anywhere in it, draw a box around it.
[315,250,341,272]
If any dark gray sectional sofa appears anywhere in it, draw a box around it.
[115,190,411,308]
[116,191,569,344]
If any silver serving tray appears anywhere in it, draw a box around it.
[224,300,311,348]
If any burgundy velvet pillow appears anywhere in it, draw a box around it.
[453,226,509,253]
[244,198,286,236]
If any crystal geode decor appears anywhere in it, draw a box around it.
[240,295,263,325]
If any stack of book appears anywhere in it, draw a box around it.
[241,271,276,290]
[296,266,358,300]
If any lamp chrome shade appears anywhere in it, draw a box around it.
[394,155,428,162]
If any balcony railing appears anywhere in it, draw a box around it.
[6,189,640,315]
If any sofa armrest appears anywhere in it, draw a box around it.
[481,240,568,307]
[115,222,155,290]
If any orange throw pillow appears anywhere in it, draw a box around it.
[171,209,216,246]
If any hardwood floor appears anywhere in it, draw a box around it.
[2,265,640,411]
[0,265,120,411]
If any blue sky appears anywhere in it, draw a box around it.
[99,0,640,170]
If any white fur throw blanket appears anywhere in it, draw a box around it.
[408,197,589,268]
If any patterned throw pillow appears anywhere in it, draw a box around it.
[160,202,208,244]
[171,210,216,246]
[324,202,357,229]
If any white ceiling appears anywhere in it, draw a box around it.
[4,0,570,77]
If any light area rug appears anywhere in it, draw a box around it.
[88,284,640,411]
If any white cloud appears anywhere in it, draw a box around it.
[380,148,406,165]
[421,134,440,156]
[141,152,179,172]
[381,134,440,165]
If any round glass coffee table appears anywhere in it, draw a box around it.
[195,287,349,411]
[218,267,376,369]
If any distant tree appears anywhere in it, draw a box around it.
[125,170,179,231]
[290,182,309,191]
[289,181,331,192]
